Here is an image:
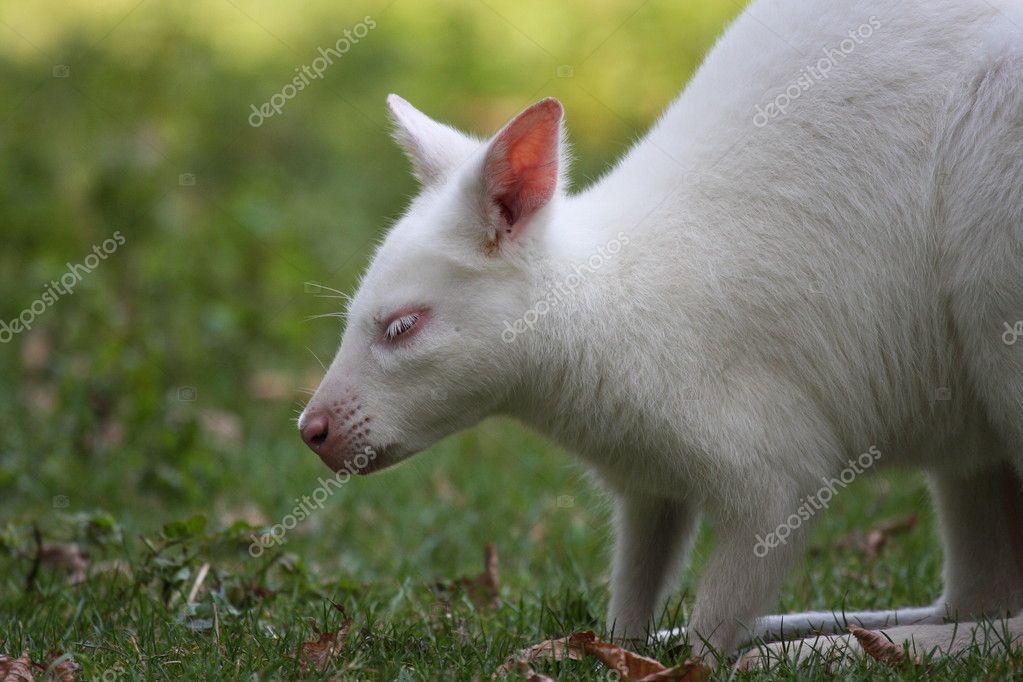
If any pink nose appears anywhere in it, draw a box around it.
[301,412,331,453]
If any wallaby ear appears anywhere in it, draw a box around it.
[387,94,479,185]
[480,98,564,243]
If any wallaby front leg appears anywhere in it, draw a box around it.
[607,495,699,642]
[688,499,810,658]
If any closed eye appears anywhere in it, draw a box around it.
[383,311,423,342]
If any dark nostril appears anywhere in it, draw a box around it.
[301,413,330,451]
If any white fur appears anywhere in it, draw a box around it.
[737,615,1023,670]
[301,0,1023,660]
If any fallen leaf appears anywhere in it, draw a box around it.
[496,634,585,673]
[635,660,710,682]
[458,544,500,607]
[576,632,665,677]
[850,626,904,665]
[573,632,708,681]
[0,651,34,681]
[40,544,89,584]
[497,631,709,681]
[834,514,918,561]
[0,650,80,682]
[297,619,352,672]
[42,651,81,682]
[863,514,917,561]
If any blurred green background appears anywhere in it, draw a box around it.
[0,2,947,676]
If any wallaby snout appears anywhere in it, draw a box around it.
[299,389,385,475]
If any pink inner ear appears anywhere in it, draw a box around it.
[484,99,562,232]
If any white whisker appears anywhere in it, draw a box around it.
[305,312,347,322]
[305,346,328,371]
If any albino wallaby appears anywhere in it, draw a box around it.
[300,0,1023,660]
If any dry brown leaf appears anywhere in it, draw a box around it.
[42,652,81,682]
[835,514,919,561]
[40,544,89,584]
[635,659,710,682]
[496,634,586,673]
[864,514,918,561]
[497,631,709,681]
[297,620,352,673]
[577,632,665,677]
[455,544,501,608]
[850,626,904,665]
[0,651,34,681]
[0,650,80,682]
[573,632,708,681]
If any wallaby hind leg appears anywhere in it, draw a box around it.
[930,461,1023,618]
[731,460,1023,667]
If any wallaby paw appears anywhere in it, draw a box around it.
[735,633,863,671]
[654,626,687,643]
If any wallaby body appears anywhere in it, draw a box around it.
[300,0,1023,660]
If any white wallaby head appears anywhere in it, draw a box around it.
[299,94,567,474]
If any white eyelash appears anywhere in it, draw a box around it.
[384,313,420,341]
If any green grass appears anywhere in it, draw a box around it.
[1,0,1021,679]
[5,429,1021,679]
